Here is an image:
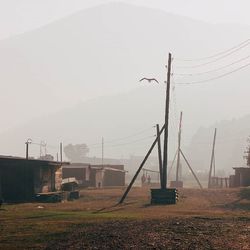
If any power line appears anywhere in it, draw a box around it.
[87,126,154,146]
[90,135,154,149]
[171,80,179,132]
[175,61,250,85]
[107,136,154,148]
[174,38,250,62]
[173,55,250,76]
[174,41,250,69]
[169,63,180,134]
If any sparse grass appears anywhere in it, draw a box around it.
[239,187,250,200]
[0,199,136,249]
[0,187,250,249]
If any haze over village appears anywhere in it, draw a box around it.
[1,1,250,176]
[1,1,250,249]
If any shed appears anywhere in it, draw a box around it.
[62,163,126,188]
[231,167,250,187]
[90,165,126,188]
[62,163,91,187]
[0,155,66,202]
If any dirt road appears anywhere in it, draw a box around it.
[0,187,250,249]
[47,217,250,250]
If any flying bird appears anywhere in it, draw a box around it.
[139,78,159,84]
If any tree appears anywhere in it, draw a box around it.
[64,143,89,162]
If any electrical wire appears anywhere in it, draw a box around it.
[173,55,250,76]
[90,135,155,149]
[174,38,250,62]
[170,79,179,133]
[175,61,250,85]
[87,126,154,146]
[107,135,154,148]
[174,41,250,68]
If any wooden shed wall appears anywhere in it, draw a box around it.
[0,162,61,202]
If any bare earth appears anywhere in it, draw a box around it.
[0,187,250,249]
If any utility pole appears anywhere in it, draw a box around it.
[25,139,32,160]
[213,154,216,177]
[156,124,163,188]
[168,150,178,179]
[176,111,183,182]
[167,112,202,189]
[162,53,172,189]
[40,142,42,157]
[119,53,178,204]
[39,141,46,158]
[44,142,47,156]
[102,137,104,167]
[208,128,217,188]
[26,142,29,160]
[60,142,63,163]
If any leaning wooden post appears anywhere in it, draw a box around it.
[180,149,203,189]
[118,124,165,204]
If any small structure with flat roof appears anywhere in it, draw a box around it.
[0,155,67,202]
[230,167,250,187]
[62,163,126,188]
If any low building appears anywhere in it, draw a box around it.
[230,167,250,187]
[0,155,65,202]
[62,163,91,187]
[90,165,126,188]
[62,164,126,188]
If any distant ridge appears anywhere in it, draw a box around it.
[0,2,250,162]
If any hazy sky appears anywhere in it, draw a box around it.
[0,0,250,40]
[0,0,250,164]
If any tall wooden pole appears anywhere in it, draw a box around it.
[156,124,163,188]
[167,150,178,179]
[25,142,29,160]
[102,137,104,167]
[25,139,32,160]
[208,128,217,188]
[213,154,216,177]
[176,111,183,182]
[60,142,63,163]
[162,53,172,189]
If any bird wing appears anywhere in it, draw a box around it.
[139,77,159,83]
[151,78,159,83]
[139,77,148,82]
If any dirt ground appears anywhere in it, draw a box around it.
[0,187,250,249]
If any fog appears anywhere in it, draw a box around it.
[2,0,250,40]
[1,1,250,174]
